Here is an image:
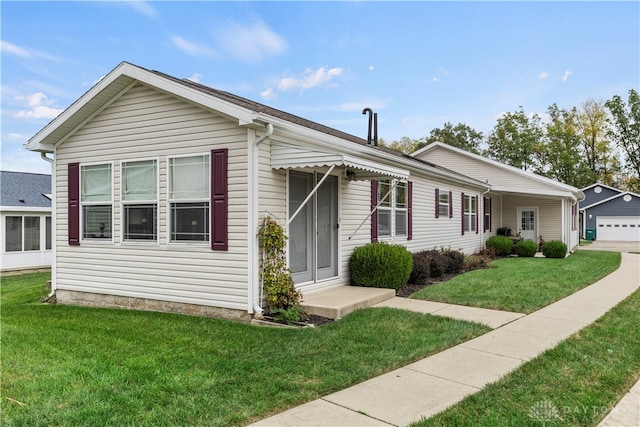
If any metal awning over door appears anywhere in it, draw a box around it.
[271,142,409,181]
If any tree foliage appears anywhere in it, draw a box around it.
[417,122,483,154]
[484,107,544,172]
[577,99,620,185]
[606,89,640,186]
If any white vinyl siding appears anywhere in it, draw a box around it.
[501,195,562,243]
[54,84,249,310]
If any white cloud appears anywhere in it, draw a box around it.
[187,73,203,83]
[0,40,31,58]
[218,20,287,63]
[260,87,277,100]
[14,93,64,120]
[123,1,157,18]
[171,35,216,58]
[369,65,375,71]
[5,133,28,143]
[277,67,343,92]
[431,77,439,83]
[562,70,572,82]
[539,71,549,79]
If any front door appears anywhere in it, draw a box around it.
[517,207,538,242]
[288,171,339,286]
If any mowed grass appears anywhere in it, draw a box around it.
[1,273,490,427]
[412,251,621,313]
[414,279,640,427]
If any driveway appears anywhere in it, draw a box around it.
[579,240,640,253]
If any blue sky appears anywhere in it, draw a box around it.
[2,1,638,174]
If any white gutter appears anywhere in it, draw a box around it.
[40,152,56,298]
[249,123,273,316]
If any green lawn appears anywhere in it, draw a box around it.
[412,250,621,313]
[413,281,640,427]
[1,273,489,427]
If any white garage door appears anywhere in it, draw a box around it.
[596,216,640,242]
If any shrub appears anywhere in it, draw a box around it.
[421,249,450,277]
[486,235,513,256]
[463,254,485,271]
[542,240,568,258]
[409,252,431,286]
[442,249,465,274]
[350,242,413,289]
[476,246,497,260]
[516,239,538,257]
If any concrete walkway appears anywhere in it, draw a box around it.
[250,253,640,427]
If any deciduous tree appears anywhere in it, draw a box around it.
[605,89,640,188]
[416,122,483,154]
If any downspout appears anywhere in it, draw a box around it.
[41,152,56,298]
[249,123,273,316]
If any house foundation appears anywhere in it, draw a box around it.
[55,290,252,322]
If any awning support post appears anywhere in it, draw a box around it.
[285,165,336,229]
[348,180,398,240]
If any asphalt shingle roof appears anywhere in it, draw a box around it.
[1,171,51,208]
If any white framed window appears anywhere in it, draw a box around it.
[168,154,210,243]
[464,195,477,233]
[377,179,407,238]
[438,190,450,218]
[4,215,50,252]
[81,163,113,240]
[122,159,158,241]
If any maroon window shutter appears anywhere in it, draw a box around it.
[211,149,228,251]
[435,188,440,218]
[449,190,453,218]
[407,181,413,240]
[475,195,479,234]
[68,162,80,246]
[489,198,492,232]
[371,180,378,243]
[461,192,465,236]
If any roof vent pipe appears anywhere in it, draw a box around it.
[362,108,378,146]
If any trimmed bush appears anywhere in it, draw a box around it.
[422,249,450,277]
[542,240,568,258]
[409,252,431,286]
[350,242,413,289]
[443,249,465,274]
[516,239,538,257]
[486,235,514,256]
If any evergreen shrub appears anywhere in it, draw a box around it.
[516,240,538,257]
[486,235,514,256]
[542,240,568,258]
[350,242,413,289]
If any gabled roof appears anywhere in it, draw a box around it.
[580,183,624,194]
[27,62,490,190]
[413,141,584,199]
[1,171,51,209]
[579,190,640,210]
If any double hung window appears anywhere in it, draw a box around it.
[169,155,210,242]
[464,194,477,233]
[122,160,157,241]
[377,179,408,238]
[438,190,449,218]
[81,164,113,240]
[5,216,41,252]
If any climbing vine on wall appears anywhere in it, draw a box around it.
[258,216,304,322]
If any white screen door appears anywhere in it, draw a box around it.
[517,207,537,242]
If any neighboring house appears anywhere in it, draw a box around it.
[26,62,579,320]
[0,171,52,273]
[412,142,583,251]
[579,183,640,242]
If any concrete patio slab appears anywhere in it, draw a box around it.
[301,286,395,319]
[406,346,524,388]
[373,297,450,314]
[249,399,392,427]
[323,368,478,427]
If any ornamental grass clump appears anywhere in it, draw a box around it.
[542,240,568,258]
[258,216,304,322]
[350,242,413,289]
[516,239,538,257]
[486,235,514,256]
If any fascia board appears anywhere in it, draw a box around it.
[0,206,52,213]
[490,185,575,199]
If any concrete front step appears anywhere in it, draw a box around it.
[301,286,395,319]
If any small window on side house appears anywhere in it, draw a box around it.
[122,160,158,241]
[81,164,113,240]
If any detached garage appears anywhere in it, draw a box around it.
[580,184,640,242]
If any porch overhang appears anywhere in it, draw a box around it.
[271,143,409,181]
